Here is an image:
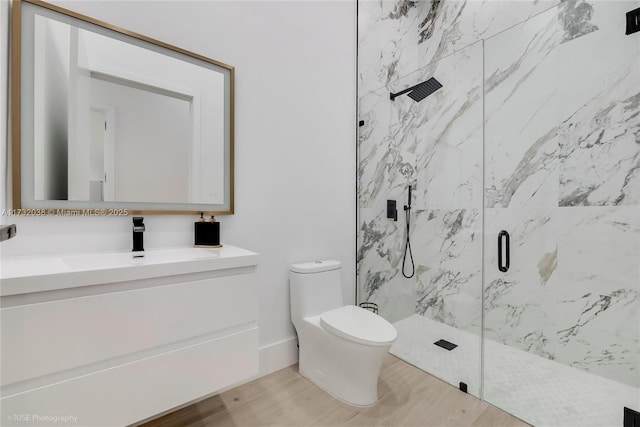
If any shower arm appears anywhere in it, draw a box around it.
[390,85,415,101]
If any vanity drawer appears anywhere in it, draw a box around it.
[1,327,258,427]
[1,272,257,386]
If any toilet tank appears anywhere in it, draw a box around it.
[290,260,343,322]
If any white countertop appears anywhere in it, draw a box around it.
[0,245,259,297]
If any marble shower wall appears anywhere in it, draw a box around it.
[484,0,640,388]
[358,0,561,95]
[358,41,483,329]
[358,0,640,388]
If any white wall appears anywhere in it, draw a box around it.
[0,0,357,375]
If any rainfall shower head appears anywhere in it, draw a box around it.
[390,77,443,102]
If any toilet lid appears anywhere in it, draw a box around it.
[320,305,397,346]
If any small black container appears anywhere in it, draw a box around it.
[194,215,221,247]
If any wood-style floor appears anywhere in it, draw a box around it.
[140,355,530,427]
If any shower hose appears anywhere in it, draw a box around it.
[402,206,415,278]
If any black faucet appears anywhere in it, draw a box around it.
[132,217,145,257]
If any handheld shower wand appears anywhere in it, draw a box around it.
[402,185,415,278]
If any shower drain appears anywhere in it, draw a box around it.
[434,339,458,351]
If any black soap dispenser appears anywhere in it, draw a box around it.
[194,213,221,248]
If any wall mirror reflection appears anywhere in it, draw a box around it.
[13,0,234,214]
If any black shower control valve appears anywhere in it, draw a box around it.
[624,407,640,427]
[386,200,397,221]
[626,7,640,35]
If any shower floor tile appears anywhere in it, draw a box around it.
[391,314,639,427]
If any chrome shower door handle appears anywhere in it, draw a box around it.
[498,230,510,272]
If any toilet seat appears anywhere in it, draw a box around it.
[319,305,397,346]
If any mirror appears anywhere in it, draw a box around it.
[12,0,234,214]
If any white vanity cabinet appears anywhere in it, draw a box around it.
[0,246,259,426]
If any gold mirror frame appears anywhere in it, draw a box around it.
[11,0,234,215]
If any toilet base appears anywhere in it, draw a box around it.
[298,367,378,408]
[295,317,390,407]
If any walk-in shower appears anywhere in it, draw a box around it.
[357,1,640,426]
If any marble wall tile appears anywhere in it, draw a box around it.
[357,207,417,322]
[556,1,640,207]
[416,0,560,67]
[484,205,640,387]
[358,0,422,95]
[358,0,561,96]
[360,42,483,211]
[357,207,404,295]
[482,0,640,386]
[413,208,483,334]
[408,42,483,211]
[544,206,640,387]
[364,271,418,323]
[358,89,418,209]
[558,0,599,43]
[484,6,561,210]
[358,42,485,333]
[483,207,560,358]
[483,0,640,209]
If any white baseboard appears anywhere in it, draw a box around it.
[259,336,299,376]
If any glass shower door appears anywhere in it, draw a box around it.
[483,1,640,425]
[357,41,485,397]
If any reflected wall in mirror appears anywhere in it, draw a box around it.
[13,0,234,214]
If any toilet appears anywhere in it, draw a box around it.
[289,260,397,407]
